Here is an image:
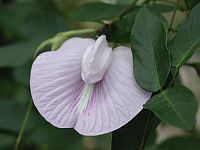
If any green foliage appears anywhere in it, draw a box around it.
[0,0,66,68]
[0,77,20,97]
[147,3,174,13]
[69,2,127,23]
[185,0,200,10]
[144,86,198,130]
[156,136,200,150]
[30,127,83,150]
[1,0,200,149]
[0,133,15,150]
[169,3,200,68]
[0,1,66,40]
[131,8,170,92]
[116,0,134,4]
[106,7,139,43]
[112,110,159,150]
[13,61,32,85]
[0,100,34,132]
[106,3,170,43]
[0,41,39,68]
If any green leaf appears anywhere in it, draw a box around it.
[13,61,32,85]
[106,7,139,43]
[169,3,200,68]
[144,86,198,130]
[130,8,170,92]
[0,2,33,39]
[0,1,66,40]
[156,136,200,150]
[185,0,200,10]
[147,4,174,13]
[112,109,159,150]
[0,1,67,68]
[0,100,34,132]
[116,0,134,4]
[0,77,20,98]
[106,6,169,43]
[31,116,111,150]
[0,40,39,68]
[31,127,83,150]
[0,133,15,149]
[19,7,66,40]
[69,2,127,22]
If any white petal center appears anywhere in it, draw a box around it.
[81,35,113,84]
[76,84,94,113]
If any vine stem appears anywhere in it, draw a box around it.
[184,0,189,11]
[131,0,140,5]
[140,111,151,150]
[168,0,180,33]
[14,101,33,150]
[153,0,176,5]
[168,68,179,87]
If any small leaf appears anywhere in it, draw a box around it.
[106,7,139,43]
[0,77,20,97]
[131,8,170,92]
[106,7,169,43]
[116,0,133,4]
[69,2,127,22]
[147,4,174,13]
[0,100,34,132]
[31,127,83,150]
[0,1,66,40]
[13,61,32,85]
[169,3,200,68]
[156,136,200,150]
[0,1,67,68]
[185,0,200,10]
[0,133,15,149]
[112,109,159,150]
[144,86,198,130]
[0,40,39,68]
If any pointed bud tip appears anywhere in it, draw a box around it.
[81,35,113,84]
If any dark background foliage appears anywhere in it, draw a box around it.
[0,0,200,150]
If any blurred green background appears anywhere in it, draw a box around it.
[0,0,200,150]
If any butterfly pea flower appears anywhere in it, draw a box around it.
[30,35,151,136]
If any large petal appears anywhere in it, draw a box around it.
[30,38,95,128]
[74,46,151,135]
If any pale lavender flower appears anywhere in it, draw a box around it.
[30,35,151,136]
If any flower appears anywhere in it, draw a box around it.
[30,35,151,136]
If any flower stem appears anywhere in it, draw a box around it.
[131,0,140,5]
[14,101,33,150]
[168,67,179,87]
[184,0,189,11]
[51,29,96,51]
[157,0,176,5]
[168,0,180,33]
